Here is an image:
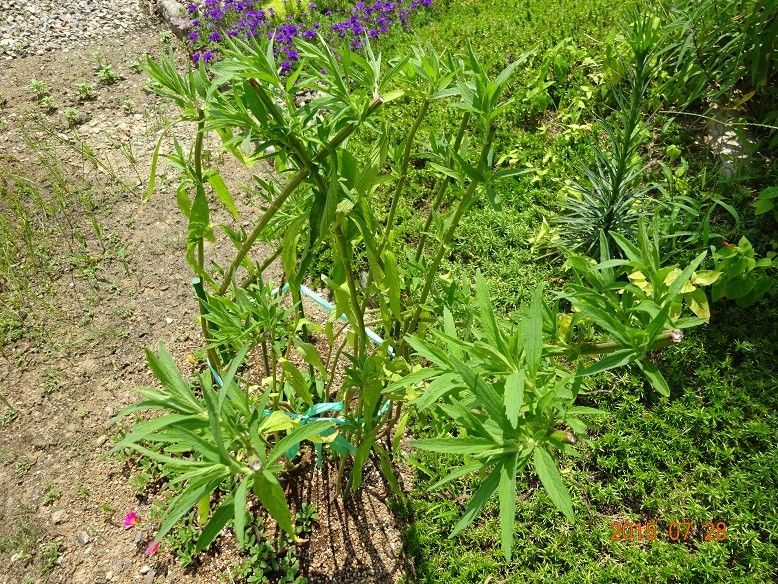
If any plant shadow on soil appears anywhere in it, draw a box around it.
[283,455,412,583]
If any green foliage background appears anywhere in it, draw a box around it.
[363,0,778,581]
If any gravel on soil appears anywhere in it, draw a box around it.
[0,0,153,60]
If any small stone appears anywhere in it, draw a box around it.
[96,435,109,447]
[111,558,126,574]
[164,317,173,325]
[139,565,151,575]
[52,509,67,524]
[77,531,90,545]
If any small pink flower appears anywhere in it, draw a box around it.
[145,541,160,557]
[123,511,140,530]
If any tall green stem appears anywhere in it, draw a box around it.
[249,79,328,197]
[334,223,368,492]
[335,225,367,359]
[404,125,496,337]
[191,112,219,367]
[414,112,471,262]
[217,97,383,296]
[193,112,206,275]
[378,98,430,255]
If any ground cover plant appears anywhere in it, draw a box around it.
[103,0,777,581]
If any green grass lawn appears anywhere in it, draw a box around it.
[368,0,778,581]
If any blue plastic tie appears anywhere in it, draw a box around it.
[201,280,396,461]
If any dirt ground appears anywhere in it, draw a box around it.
[0,22,407,584]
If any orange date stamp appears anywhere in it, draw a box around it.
[609,521,728,542]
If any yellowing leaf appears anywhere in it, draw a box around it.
[665,267,696,292]
[258,411,295,434]
[308,429,339,444]
[662,268,682,286]
[686,288,710,323]
[669,298,682,321]
[680,281,696,293]
[691,270,722,286]
[556,313,573,343]
[628,271,652,293]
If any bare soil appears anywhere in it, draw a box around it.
[0,24,407,584]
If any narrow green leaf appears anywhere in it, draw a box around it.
[450,465,501,537]
[525,285,544,377]
[504,370,525,430]
[157,470,227,540]
[267,421,333,464]
[256,470,294,536]
[532,448,574,522]
[448,355,506,426]
[636,360,670,397]
[498,454,518,562]
[474,272,505,353]
[412,436,495,455]
[279,360,313,406]
[349,429,376,492]
[293,338,327,377]
[233,477,250,547]
[581,348,636,376]
[207,172,239,219]
[188,186,210,242]
[146,132,164,201]
[109,414,203,453]
[429,461,483,490]
[413,372,462,411]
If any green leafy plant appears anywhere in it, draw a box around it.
[754,186,778,222]
[111,345,335,553]
[558,10,660,257]
[97,63,119,85]
[395,220,712,559]
[711,236,776,306]
[235,504,317,583]
[561,222,709,395]
[29,79,50,99]
[397,274,600,561]
[655,0,778,110]
[128,33,528,560]
[74,81,96,101]
[62,107,81,127]
[39,96,56,113]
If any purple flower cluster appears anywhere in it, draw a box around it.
[186,0,432,71]
[331,0,430,49]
